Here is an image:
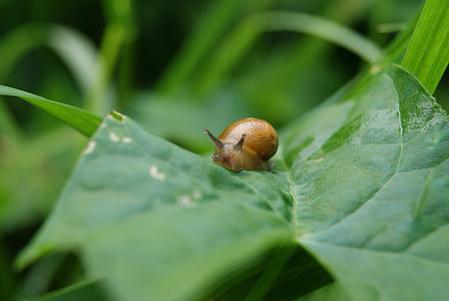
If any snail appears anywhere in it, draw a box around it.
[205,117,278,172]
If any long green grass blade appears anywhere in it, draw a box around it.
[401,0,449,93]
[47,26,98,94]
[199,11,382,93]
[261,12,382,62]
[0,24,98,140]
[0,85,101,137]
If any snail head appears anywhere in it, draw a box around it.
[205,129,246,171]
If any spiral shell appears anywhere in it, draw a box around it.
[218,118,277,160]
[205,117,278,172]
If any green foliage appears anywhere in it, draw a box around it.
[291,65,449,300]
[0,85,101,137]
[27,280,108,301]
[2,0,449,300]
[157,0,275,93]
[402,0,449,93]
[19,64,449,300]
[0,24,97,139]
[198,11,382,94]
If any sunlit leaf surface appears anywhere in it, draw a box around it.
[21,65,449,300]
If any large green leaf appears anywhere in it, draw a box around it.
[18,113,295,300]
[20,65,449,300]
[287,65,449,300]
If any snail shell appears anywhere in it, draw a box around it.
[205,117,278,172]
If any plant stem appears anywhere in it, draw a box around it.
[86,0,134,114]
[85,24,125,114]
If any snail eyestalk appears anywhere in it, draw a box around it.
[205,129,223,149]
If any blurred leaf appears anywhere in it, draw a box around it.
[0,24,98,98]
[84,23,125,114]
[0,100,19,140]
[199,11,382,93]
[297,283,350,301]
[46,26,98,94]
[127,90,252,152]
[260,12,381,62]
[234,0,372,123]
[87,0,137,114]
[20,64,449,300]
[0,243,16,301]
[0,24,98,140]
[157,0,274,93]
[381,13,418,65]
[0,83,98,231]
[25,280,109,301]
[0,85,101,137]
[208,247,331,300]
[402,0,449,93]
[133,0,373,142]
[374,22,406,33]
[132,8,383,151]
[367,0,420,46]
[0,127,83,232]
[16,254,65,300]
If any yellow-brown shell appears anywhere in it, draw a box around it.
[218,117,278,160]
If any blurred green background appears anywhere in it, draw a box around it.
[0,0,448,299]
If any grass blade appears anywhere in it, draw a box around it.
[0,24,99,140]
[0,85,101,137]
[198,11,382,93]
[47,26,98,95]
[261,12,382,63]
[401,0,449,93]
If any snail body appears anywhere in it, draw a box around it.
[205,118,278,172]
